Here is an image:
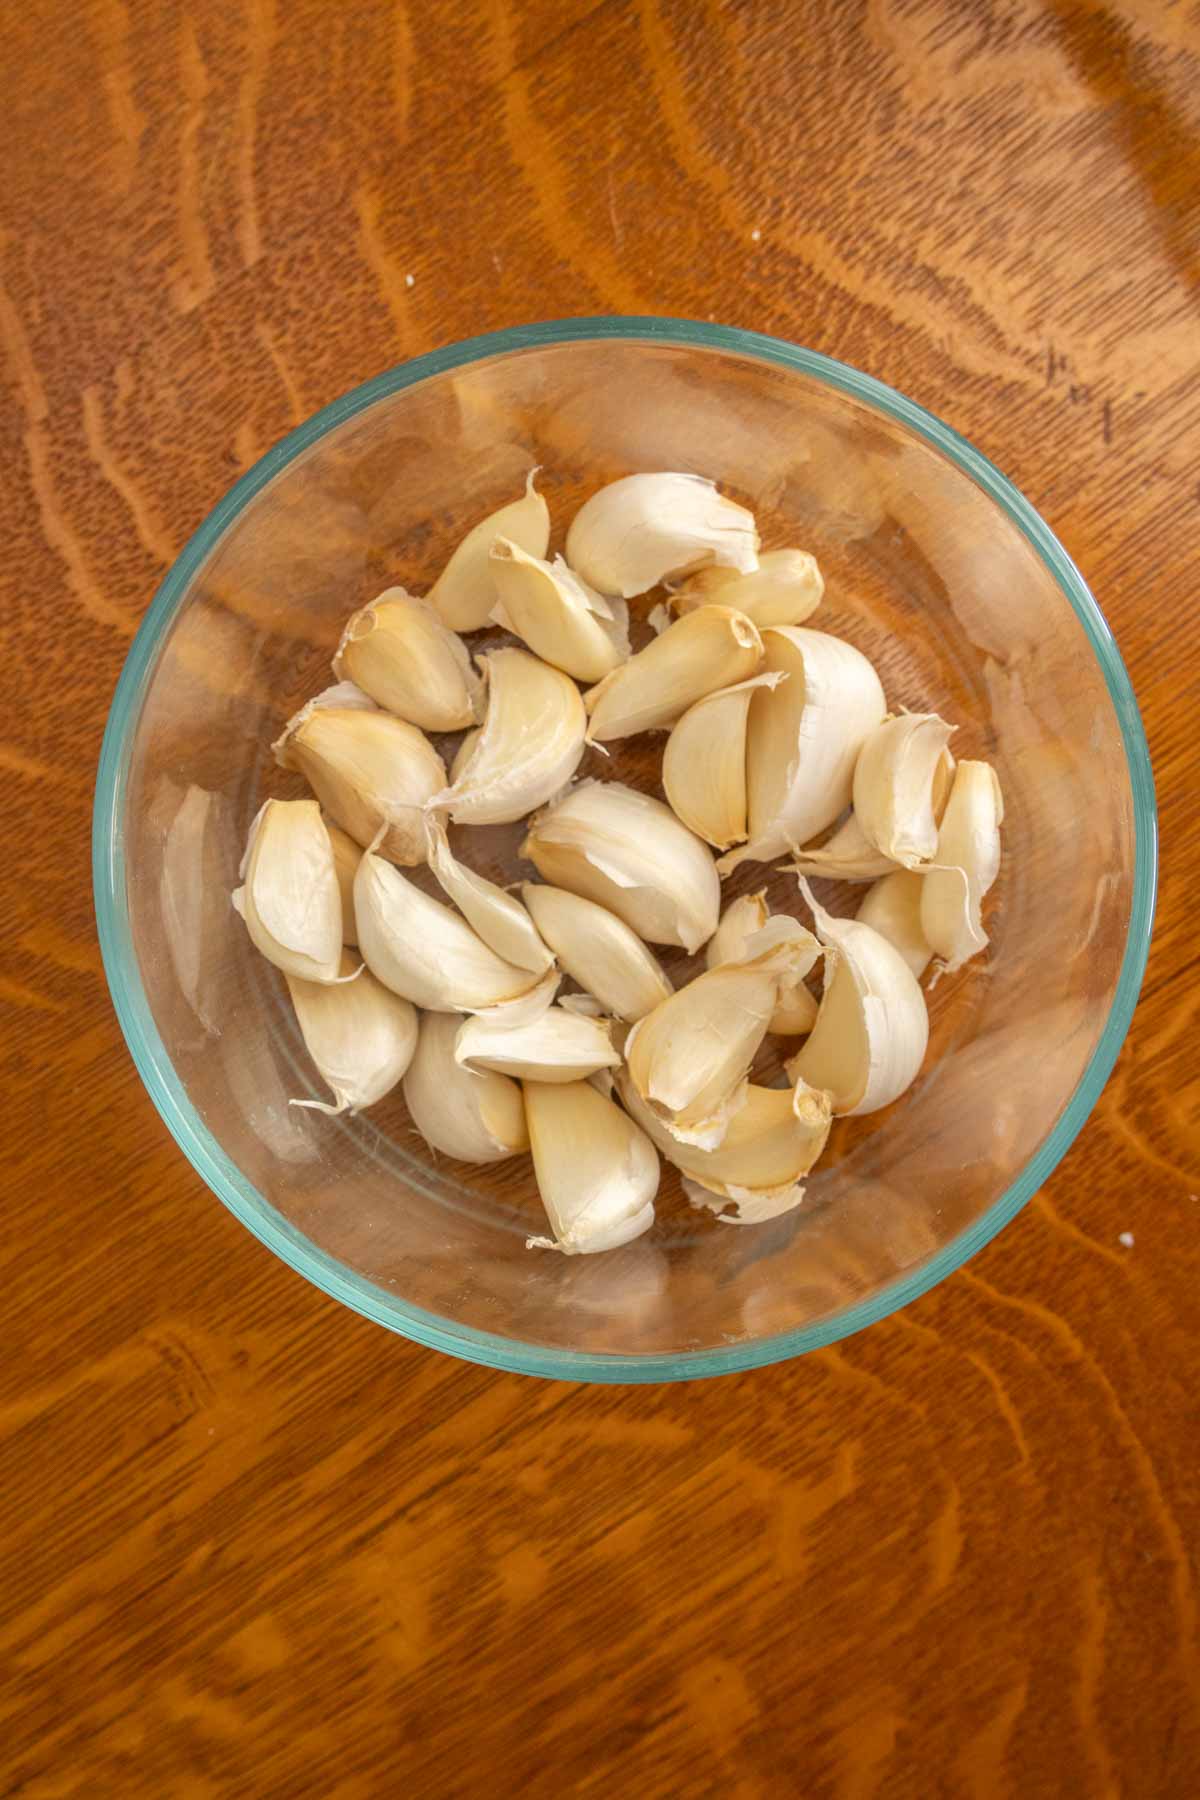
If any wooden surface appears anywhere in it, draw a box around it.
[2,1,1199,1793]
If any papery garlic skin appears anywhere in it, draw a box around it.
[232,798,342,982]
[521,883,673,1021]
[566,471,759,599]
[920,760,1004,972]
[662,672,783,850]
[403,1012,529,1163]
[788,811,898,882]
[524,1078,659,1255]
[427,470,551,631]
[671,548,824,629]
[287,951,417,1114]
[584,605,763,742]
[333,589,481,731]
[424,816,553,974]
[852,712,955,868]
[856,870,933,981]
[706,893,818,1034]
[325,820,362,947]
[274,693,446,866]
[429,647,587,826]
[455,1005,619,1083]
[489,538,630,684]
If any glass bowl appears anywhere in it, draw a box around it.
[93,318,1156,1382]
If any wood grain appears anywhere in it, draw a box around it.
[2,0,1199,1793]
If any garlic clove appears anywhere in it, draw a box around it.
[427,469,550,631]
[429,646,587,825]
[706,892,818,1035]
[524,1078,658,1255]
[333,588,482,731]
[274,692,446,866]
[671,548,824,629]
[719,627,886,873]
[231,797,343,982]
[920,760,1004,972]
[521,780,721,953]
[787,811,898,882]
[856,869,933,980]
[662,672,783,849]
[489,538,630,684]
[403,1011,529,1163]
[324,819,362,946]
[521,883,673,1021]
[788,880,929,1115]
[287,950,417,1114]
[583,605,764,742]
[450,728,479,784]
[455,1005,619,1083]
[852,712,956,868]
[566,471,759,599]
[424,816,553,974]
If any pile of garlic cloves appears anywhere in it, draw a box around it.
[233,471,1004,1255]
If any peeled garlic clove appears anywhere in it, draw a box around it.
[333,588,482,731]
[427,469,550,631]
[584,605,763,742]
[424,816,552,974]
[325,820,361,947]
[857,869,933,980]
[287,951,417,1114]
[671,548,824,629]
[662,672,783,849]
[853,712,956,868]
[566,471,759,599]
[705,892,818,1035]
[521,883,672,1021]
[274,694,445,866]
[521,780,720,953]
[789,880,928,1115]
[920,760,1004,972]
[489,538,630,684]
[455,1005,618,1083]
[403,1012,529,1163]
[429,647,587,825]
[524,1078,658,1255]
[788,811,898,882]
[231,797,342,982]
[719,627,886,873]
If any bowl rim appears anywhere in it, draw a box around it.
[93,315,1157,1383]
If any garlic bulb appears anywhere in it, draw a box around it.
[333,588,482,731]
[287,951,417,1114]
[856,869,933,980]
[524,1078,659,1254]
[584,605,763,742]
[521,780,720,953]
[521,883,673,1021]
[789,881,928,1115]
[231,798,342,982]
[424,816,553,974]
[403,1011,529,1163]
[920,760,1004,972]
[274,689,446,866]
[706,892,818,1034]
[489,538,630,683]
[429,647,587,825]
[427,469,550,631]
[719,627,886,873]
[671,548,824,629]
[325,820,361,946]
[788,811,898,882]
[566,471,759,599]
[661,672,783,849]
[455,1005,619,1083]
[852,712,955,867]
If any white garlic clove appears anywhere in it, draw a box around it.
[287,950,418,1114]
[403,1012,529,1163]
[489,538,630,684]
[787,811,898,882]
[455,1005,619,1083]
[920,760,1004,973]
[427,469,550,631]
[521,883,673,1021]
[705,892,818,1035]
[852,712,956,868]
[332,588,482,731]
[231,798,343,982]
[583,605,763,742]
[566,471,759,599]
[856,869,934,980]
[662,672,783,850]
[324,819,362,947]
[524,1078,659,1255]
[670,548,824,629]
[429,647,587,825]
[424,816,553,974]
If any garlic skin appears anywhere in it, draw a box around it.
[706,892,818,1034]
[671,548,824,629]
[521,883,673,1021]
[662,671,783,850]
[403,1012,529,1163]
[524,1078,659,1255]
[455,1005,619,1083]
[429,647,587,826]
[583,605,764,742]
[920,760,1004,972]
[231,798,342,982]
[325,820,362,946]
[853,712,955,868]
[287,951,417,1114]
[856,870,933,980]
[521,780,721,953]
[449,728,479,784]
[333,588,482,731]
[566,471,759,599]
[274,691,446,866]
[489,538,630,684]
[424,816,553,974]
[788,811,898,883]
[789,881,929,1115]
[719,627,886,873]
[427,469,551,631]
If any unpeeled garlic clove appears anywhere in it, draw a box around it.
[429,647,587,825]
[787,811,898,882]
[684,1079,833,1222]
[524,1078,659,1254]
[427,469,550,631]
[920,760,1004,972]
[231,798,343,982]
[788,880,928,1115]
[521,780,720,953]
[424,816,553,974]
[662,672,783,849]
[287,951,417,1114]
[455,1005,619,1083]
[719,627,886,873]
[325,819,362,946]
[583,605,763,742]
[566,471,759,599]
[852,712,955,868]
[450,728,479,783]
[332,588,482,731]
[489,538,630,684]
[670,548,824,628]
[856,869,933,980]
[274,688,446,866]
[403,1011,529,1163]
[521,883,673,1021]
[706,892,818,1034]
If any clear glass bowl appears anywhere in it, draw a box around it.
[93,319,1156,1381]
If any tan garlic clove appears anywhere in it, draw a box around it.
[670,548,824,629]
[324,819,362,947]
[706,892,818,1035]
[454,1005,619,1083]
[488,537,630,684]
[427,469,550,631]
[920,760,1004,973]
[231,797,343,982]
[521,883,673,1022]
[429,647,587,825]
[424,816,553,974]
[287,950,417,1115]
[856,869,933,980]
[524,1078,659,1255]
[566,471,759,599]
[662,672,784,849]
[332,588,482,731]
[403,1011,529,1163]
[852,712,956,868]
[583,605,763,742]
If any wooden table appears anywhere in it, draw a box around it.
[3,2,1198,1792]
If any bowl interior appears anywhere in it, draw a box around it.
[98,326,1150,1376]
